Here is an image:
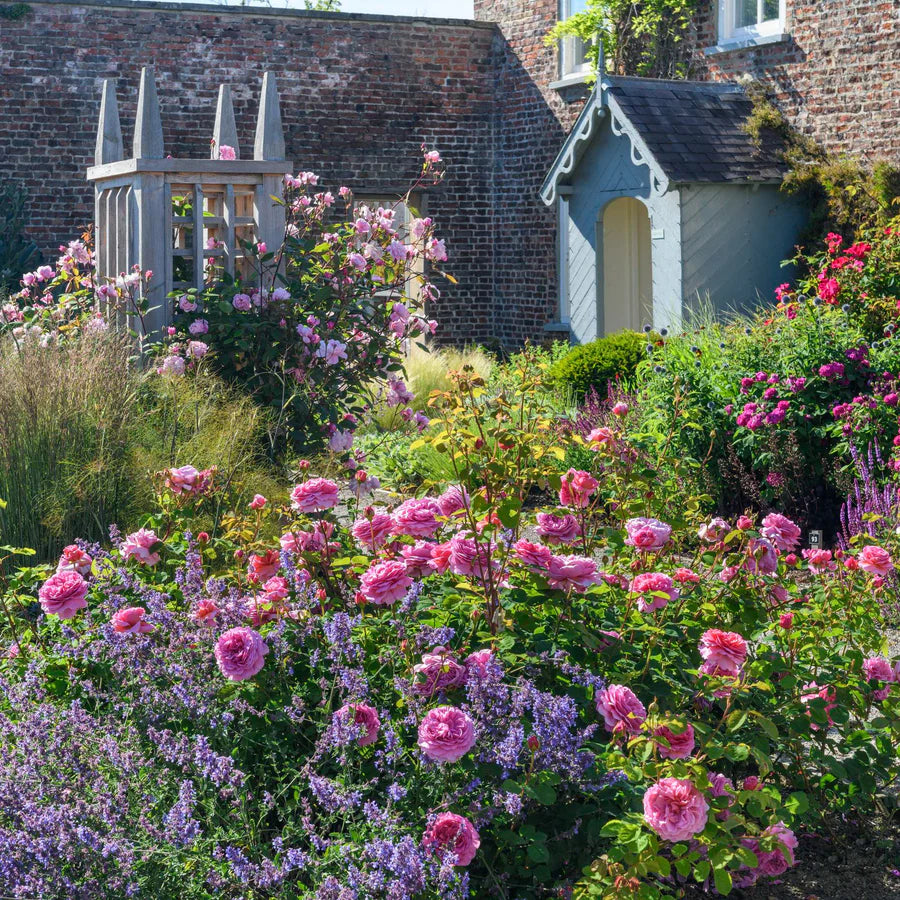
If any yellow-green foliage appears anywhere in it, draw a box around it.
[370,344,494,431]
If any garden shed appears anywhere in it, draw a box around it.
[541,75,809,344]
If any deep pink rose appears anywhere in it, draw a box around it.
[165,464,211,496]
[512,539,552,570]
[214,627,269,681]
[417,705,476,762]
[290,477,340,513]
[630,572,679,612]
[111,606,153,634]
[862,655,894,683]
[38,570,88,619]
[652,722,695,759]
[535,512,581,546]
[761,513,801,552]
[351,513,394,549]
[587,426,614,448]
[192,599,219,623]
[392,497,442,538]
[858,544,893,576]
[335,703,381,747]
[247,549,281,583]
[596,684,646,735]
[699,629,747,675]
[448,534,496,581]
[465,648,495,677]
[359,560,412,606]
[546,554,601,592]
[57,544,92,577]
[624,517,671,550]
[802,548,835,573]
[413,646,468,695]
[423,812,480,866]
[800,681,837,729]
[121,528,161,566]
[401,541,438,577]
[437,484,469,517]
[643,777,709,842]
[249,494,267,510]
[739,822,798,885]
[262,576,289,602]
[559,469,598,508]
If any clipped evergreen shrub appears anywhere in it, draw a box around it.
[551,330,650,399]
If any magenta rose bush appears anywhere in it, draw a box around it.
[0,368,898,898]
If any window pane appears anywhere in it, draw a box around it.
[762,0,779,21]
[735,0,758,28]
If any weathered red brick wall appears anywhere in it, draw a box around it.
[689,0,899,161]
[0,0,503,340]
[476,0,585,343]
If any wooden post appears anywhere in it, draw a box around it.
[212,84,240,159]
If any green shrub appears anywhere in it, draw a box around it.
[552,330,649,400]
[0,180,42,295]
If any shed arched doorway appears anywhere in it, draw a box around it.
[600,197,653,335]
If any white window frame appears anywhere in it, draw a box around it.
[559,0,592,79]
[718,0,786,43]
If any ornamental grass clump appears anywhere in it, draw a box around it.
[1,364,898,898]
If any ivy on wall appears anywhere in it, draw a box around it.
[0,3,31,20]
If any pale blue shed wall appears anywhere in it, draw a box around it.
[679,184,807,317]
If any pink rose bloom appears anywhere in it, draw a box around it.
[862,656,894,684]
[698,517,730,542]
[401,541,437,578]
[214,627,269,681]
[423,812,480,867]
[630,572,679,612]
[392,497,442,538]
[262,576,289,602]
[192,598,219,623]
[218,144,236,160]
[559,469,599,509]
[760,512,801,552]
[437,484,469,517]
[612,401,629,416]
[430,541,452,574]
[165,464,208,496]
[802,548,835,573]
[587,426,614,449]
[248,550,281,583]
[279,531,302,555]
[290,478,340,513]
[359,560,412,606]
[413,646,468,695]
[858,544,893,576]
[624,517,671,551]
[121,528,161,566]
[38,570,89,619]
[249,494,267,510]
[111,606,153,634]
[513,539,553,570]
[351,513,394,549]
[643,777,709,842]
[57,544,93,577]
[652,722,695,759]
[448,534,496,581]
[596,684,647,735]
[465,648,495,678]
[699,629,747,675]
[546,554,601,592]
[335,703,381,747]
[535,512,581,546]
[245,596,278,627]
[673,567,700,584]
[417,706,476,763]
[744,538,778,574]
[755,822,798,877]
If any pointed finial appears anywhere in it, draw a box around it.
[133,67,164,159]
[253,72,285,161]
[212,84,240,160]
[595,32,606,77]
[95,78,123,165]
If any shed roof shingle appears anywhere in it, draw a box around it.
[605,76,787,184]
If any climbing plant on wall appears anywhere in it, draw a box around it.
[547,0,697,79]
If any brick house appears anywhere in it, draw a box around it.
[0,0,896,345]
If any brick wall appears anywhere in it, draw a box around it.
[0,0,507,341]
[476,0,585,344]
[689,0,899,162]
